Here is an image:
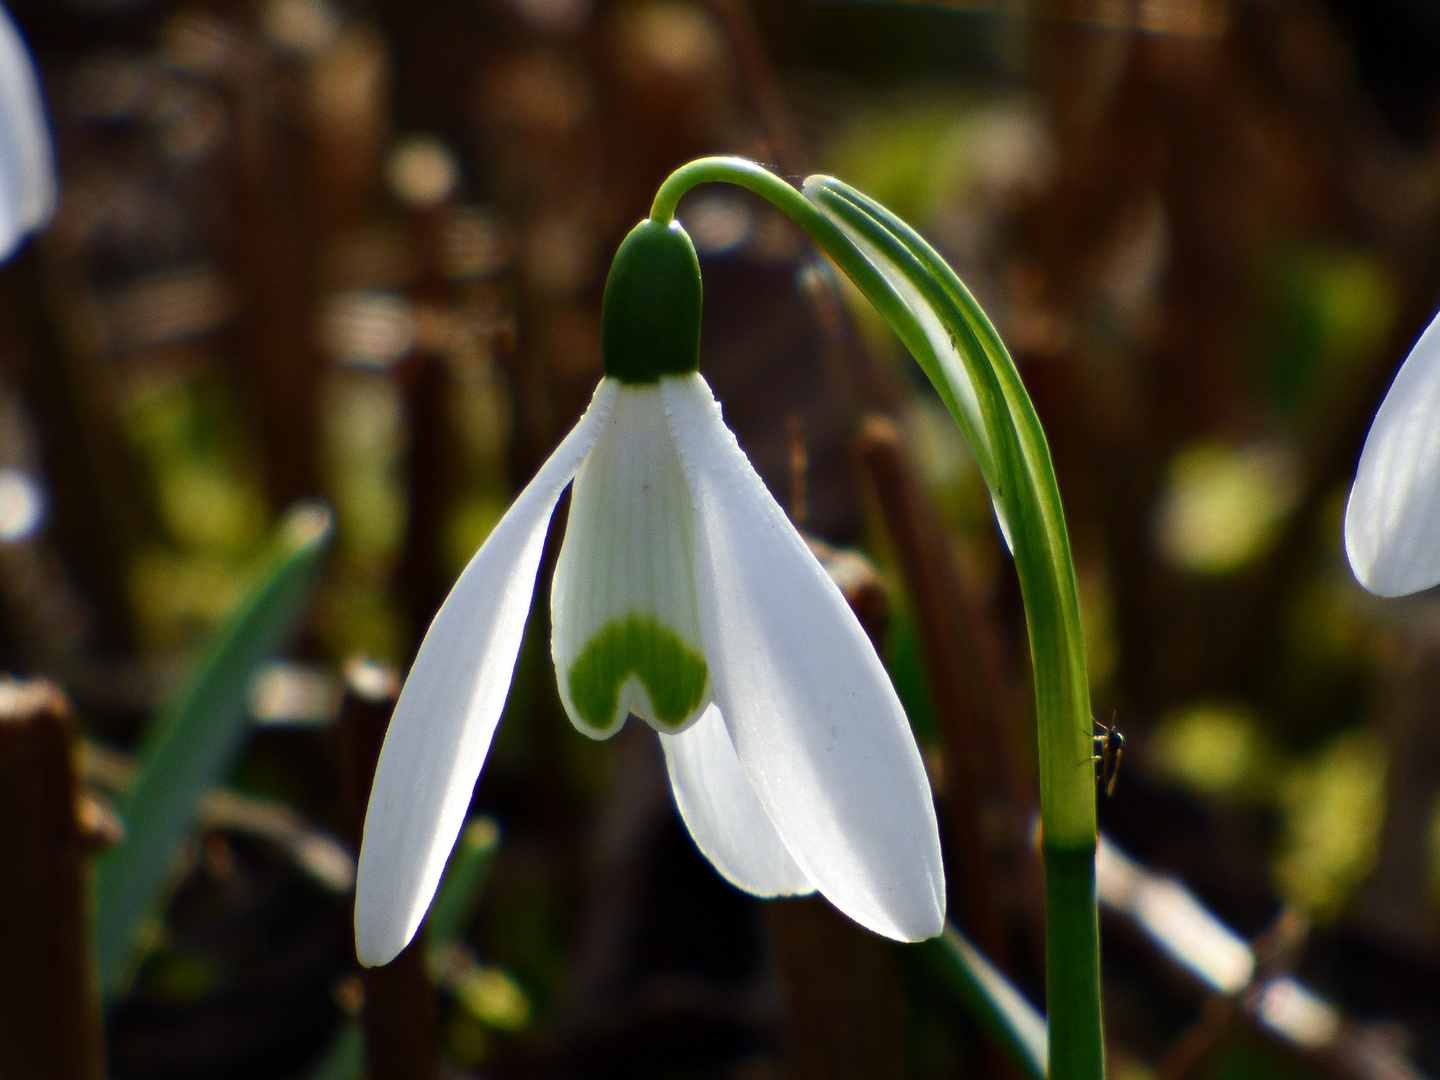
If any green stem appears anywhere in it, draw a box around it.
[650,157,819,226]
[811,181,1095,844]
[651,159,999,487]
[647,157,1104,1080]
[1044,846,1104,1080]
[802,185,1102,1080]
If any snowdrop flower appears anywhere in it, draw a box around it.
[0,4,54,259]
[356,218,945,966]
[1345,309,1440,596]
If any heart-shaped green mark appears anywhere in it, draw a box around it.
[568,613,708,732]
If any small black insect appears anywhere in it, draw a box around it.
[1093,714,1125,798]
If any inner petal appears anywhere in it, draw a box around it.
[551,382,710,737]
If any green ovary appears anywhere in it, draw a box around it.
[568,613,708,732]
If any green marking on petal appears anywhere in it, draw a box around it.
[567,613,708,732]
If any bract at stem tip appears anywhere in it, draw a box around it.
[601,218,703,384]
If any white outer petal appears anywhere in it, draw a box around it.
[1345,310,1440,596]
[0,6,54,259]
[355,380,619,967]
[659,704,814,897]
[662,373,945,942]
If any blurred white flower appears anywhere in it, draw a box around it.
[1345,310,1440,596]
[0,4,54,259]
[354,372,945,967]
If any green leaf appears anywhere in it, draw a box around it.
[94,503,334,999]
[805,177,1094,839]
[427,816,501,954]
[913,925,1047,1080]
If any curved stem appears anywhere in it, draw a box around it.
[803,179,1102,1080]
[651,162,969,453]
[650,156,1104,1080]
[813,181,1094,845]
[650,156,818,226]
[657,158,1094,844]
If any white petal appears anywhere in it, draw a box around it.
[662,373,946,942]
[0,7,54,259]
[552,382,711,737]
[658,704,814,897]
[1345,310,1440,596]
[355,379,618,967]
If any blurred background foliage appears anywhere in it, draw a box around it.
[2,0,1440,1077]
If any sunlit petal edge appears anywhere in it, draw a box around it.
[355,380,619,967]
[662,372,945,942]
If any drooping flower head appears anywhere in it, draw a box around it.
[356,215,945,967]
[1345,309,1440,597]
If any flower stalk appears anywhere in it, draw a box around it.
[649,156,1103,1080]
